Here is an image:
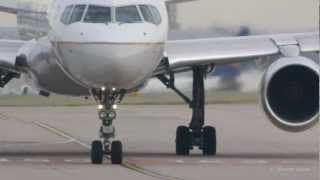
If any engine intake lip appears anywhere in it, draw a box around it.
[262,56,319,132]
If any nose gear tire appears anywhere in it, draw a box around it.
[91,140,104,164]
[111,141,123,164]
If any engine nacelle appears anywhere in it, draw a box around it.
[261,56,319,132]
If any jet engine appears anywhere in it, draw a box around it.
[261,56,319,132]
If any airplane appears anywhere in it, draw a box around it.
[0,0,318,165]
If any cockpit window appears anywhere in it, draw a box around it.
[60,5,73,25]
[139,5,162,25]
[84,5,111,23]
[60,4,160,25]
[116,6,142,23]
[69,5,86,24]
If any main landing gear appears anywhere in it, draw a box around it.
[90,88,125,164]
[158,66,217,156]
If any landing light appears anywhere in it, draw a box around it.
[101,86,106,91]
[112,87,116,92]
[98,104,105,110]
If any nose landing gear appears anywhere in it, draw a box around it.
[90,88,125,164]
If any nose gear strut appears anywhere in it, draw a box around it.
[90,88,125,164]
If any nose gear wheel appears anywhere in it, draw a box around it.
[90,88,125,164]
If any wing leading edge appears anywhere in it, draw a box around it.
[163,32,319,73]
[0,2,47,14]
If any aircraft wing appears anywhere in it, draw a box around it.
[0,2,46,14]
[0,39,26,73]
[0,5,18,14]
[158,32,319,74]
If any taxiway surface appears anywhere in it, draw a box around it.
[0,104,318,180]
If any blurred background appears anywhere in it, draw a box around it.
[0,0,318,105]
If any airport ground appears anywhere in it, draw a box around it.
[0,104,317,180]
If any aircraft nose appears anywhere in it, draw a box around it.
[56,42,164,89]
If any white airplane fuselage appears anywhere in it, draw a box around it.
[18,0,168,95]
